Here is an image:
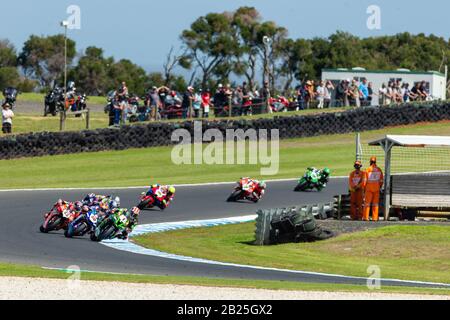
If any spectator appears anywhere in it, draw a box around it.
[182,86,195,119]
[385,81,394,105]
[316,81,325,109]
[367,82,374,105]
[359,79,369,106]
[201,89,211,118]
[297,83,307,110]
[260,81,271,113]
[401,83,410,103]
[305,81,315,108]
[2,103,14,134]
[149,87,162,121]
[419,81,429,100]
[324,80,335,108]
[335,80,347,107]
[193,90,202,118]
[379,83,387,105]
[348,79,361,107]
[158,86,170,109]
[213,84,227,115]
[118,82,129,124]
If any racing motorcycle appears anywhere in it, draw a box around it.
[294,168,330,192]
[90,209,129,242]
[64,206,100,238]
[137,188,168,211]
[227,178,264,203]
[44,86,65,116]
[2,87,19,109]
[39,202,74,233]
[76,93,88,112]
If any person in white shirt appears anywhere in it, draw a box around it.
[316,81,325,109]
[2,103,14,134]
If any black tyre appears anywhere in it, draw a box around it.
[227,190,242,202]
[294,181,309,192]
[137,198,152,210]
[43,216,62,233]
[96,225,117,242]
[39,225,48,233]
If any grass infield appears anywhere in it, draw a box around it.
[0,121,448,189]
[132,223,450,285]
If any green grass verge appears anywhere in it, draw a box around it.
[0,121,449,189]
[0,262,449,295]
[19,93,106,105]
[11,113,109,134]
[133,224,450,285]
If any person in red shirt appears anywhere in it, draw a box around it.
[201,89,211,118]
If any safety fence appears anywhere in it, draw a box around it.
[0,102,449,160]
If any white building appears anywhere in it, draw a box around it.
[321,68,447,106]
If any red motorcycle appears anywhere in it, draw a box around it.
[137,187,168,211]
[227,178,265,203]
[39,202,76,233]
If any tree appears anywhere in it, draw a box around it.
[18,34,76,89]
[230,6,262,90]
[277,38,313,93]
[0,39,17,68]
[0,67,20,91]
[180,12,238,89]
[107,59,149,96]
[71,46,112,95]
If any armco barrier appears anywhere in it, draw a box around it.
[0,102,449,160]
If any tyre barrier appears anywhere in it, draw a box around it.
[0,102,449,160]
[255,203,335,246]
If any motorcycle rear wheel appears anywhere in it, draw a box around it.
[294,181,309,192]
[227,190,243,202]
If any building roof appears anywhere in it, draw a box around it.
[322,68,445,77]
[369,135,450,148]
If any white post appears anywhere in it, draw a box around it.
[383,142,393,221]
[445,65,448,100]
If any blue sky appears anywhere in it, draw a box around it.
[1,0,449,72]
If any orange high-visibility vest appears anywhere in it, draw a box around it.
[365,165,384,192]
[349,170,367,190]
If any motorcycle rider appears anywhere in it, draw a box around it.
[239,178,266,201]
[66,81,77,111]
[349,161,367,220]
[117,207,141,240]
[319,168,331,187]
[146,184,176,209]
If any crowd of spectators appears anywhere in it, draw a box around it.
[105,77,435,126]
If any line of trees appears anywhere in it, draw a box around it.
[1,6,450,96]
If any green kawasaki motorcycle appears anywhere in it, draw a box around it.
[294,168,331,192]
[90,209,129,242]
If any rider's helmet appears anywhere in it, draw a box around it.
[74,201,83,212]
[168,186,176,195]
[113,196,121,207]
[322,168,331,177]
[81,205,90,213]
[57,199,64,206]
[99,198,109,210]
[259,181,267,189]
[84,193,96,204]
[109,200,118,210]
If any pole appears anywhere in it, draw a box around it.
[228,95,232,118]
[64,25,68,112]
[383,142,393,221]
[356,133,362,161]
[86,109,90,130]
[445,65,448,100]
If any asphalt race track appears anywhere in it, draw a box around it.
[0,179,448,288]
